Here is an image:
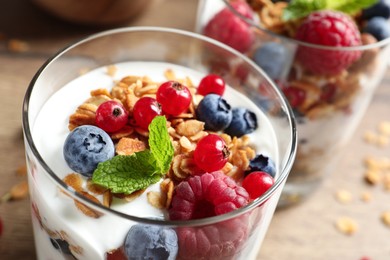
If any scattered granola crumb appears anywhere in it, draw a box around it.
[1,180,29,203]
[381,211,390,227]
[358,121,390,232]
[335,217,358,235]
[378,121,390,136]
[383,174,390,191]
[7,39,29,53]
[16,164,27,176]
[364,130,377,144]
[364,169,381,185]
[360,191,372,202]
[377,135,389,147]
[106,65,117,77]
[363,121,390,147]
[362,155,390,190]
[335,189,353,204]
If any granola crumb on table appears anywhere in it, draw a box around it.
[333,120,390,234]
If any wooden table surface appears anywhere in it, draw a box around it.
[1,0,390,259]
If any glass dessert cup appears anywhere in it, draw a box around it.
[22,27,297,259]
[196,0,390,207]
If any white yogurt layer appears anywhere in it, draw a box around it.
[30,61,279,259]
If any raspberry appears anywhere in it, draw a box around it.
[176,216,249,260]
[169,171,249,220]
[169,172,251,258]
[204,1,254,53]
[295,10,362,75]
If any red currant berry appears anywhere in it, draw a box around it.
[282,86,306,108]
[95,100,128,133]
[197,74,226,96]
[132,97,162,130]
[193,134,230,172]
[242,171,274,200]
[156,81,192,116]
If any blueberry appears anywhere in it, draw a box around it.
[63,125,115,177]
[124,224,178,260]
[363,17,390,41]
[225,107,257,137]
[245,154,276,178]
[50,238,73,256]
[253,42,287,80]
[362,0,390,20]
[196,94,233,131]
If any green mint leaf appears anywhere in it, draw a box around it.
[91,116,174,194]
[282,0,327,21]
[282,0,378,21]
[148,116,174,174]
[92,153,161,194]
[327,0,378,15]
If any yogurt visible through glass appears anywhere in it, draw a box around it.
[29,61,281,260]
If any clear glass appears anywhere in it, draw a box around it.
[22,27,296,259]
[196,0,390,207]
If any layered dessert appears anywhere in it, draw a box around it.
[197,0,390,203]
[29,61,281,259]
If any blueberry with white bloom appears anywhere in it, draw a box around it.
[363,17,390,41]
[253,42,287,80]
[63,125,115,177]
[362,0,390,20]
[124,224,178,260]
[196,94,233,131]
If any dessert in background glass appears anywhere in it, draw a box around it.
[22,27,296,259]
[196,0,390,207]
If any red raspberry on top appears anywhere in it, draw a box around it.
[168,171,249,220]
[176,216,249,259]
[204,1,255,53]
[295,10,362,75]
[169,171,250,258]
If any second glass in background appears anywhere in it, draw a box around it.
[196,0,390,207]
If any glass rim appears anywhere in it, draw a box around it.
[223,0,390,51]
[22,26,297,227]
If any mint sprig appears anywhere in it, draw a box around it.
[282,0,326,21]
[92,116,174,194]
[148,115,174,173]
[282,0,379,21]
